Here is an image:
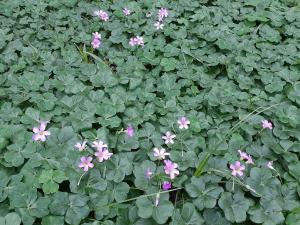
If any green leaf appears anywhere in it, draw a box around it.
[114,182,130,202]
[152,200,174,224]
[136,197,153,218]
[218,192,251,223]
[65,194,90,225]
[42,181,59,194]
[1,213,21,225]
[41,216,64,225]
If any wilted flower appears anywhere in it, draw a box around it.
[154,193,160,206]
[153,148,170,160]
[144,168,153,179]
[154,21,164,30]
[158,8,168,21]
[123,7,131,16]
[125,125,134,137]
[262,120,273,129]
[91,38,101,49]
[162,181,172,190]
[146,12,152,17]
[79,156,94,172]
[230,161,245,177]
[94,148,113,162]
[162,131,176,144]
[164,160,179,179]
[177,117,190,129]
[74,141,87,151]
[94,10,109,21]
[267,161,274,170]
[32,121,51,142]
[92,140,108,151]
[245,155,254,165]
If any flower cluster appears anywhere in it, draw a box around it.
[154,8,168,30]
[94,10,109,21]
[75,140,113,172]
[230,149,254,177]
[32,121,51,142]
[129,36,144,47]
[91,32,101,49]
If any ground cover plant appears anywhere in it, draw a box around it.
[1,0,300,224]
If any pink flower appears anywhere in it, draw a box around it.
[164,160,179,179]
[158,8,168,21]
[177,117,190,129]
[144,168,153,179]
[230,161,245,177]
[129,36,144,47]
[123,7,131,16]
[162,131,176,144]
[92,32,101,39]
[32,121,51,142]
[91,38,101,49]
[79,156,94,172]
[95,148,113,162]
[125,125,134,137]
[267,161,274,170]
[94,10,109,21]
[153,148,170,160]
[74,141,87,151]
[262,120,273,129]
[162,181,172,190]
[92,140,108,151]
[238,150,254,165]
[154,21,164,30]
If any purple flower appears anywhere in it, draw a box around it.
[230,161,245,177]
[162,181,172,190]
[177,116,190,129]
[94,10,109,21]
[267,161,274,170]
[92,140,108,151]
[32,121,51,142]
[123,7,131,16]
[158,8,168,21]
[91,38,101,49]
[144,168,153,179]
[125,125,134,137]
[74,141,87,151]
[79,156,94,171]
[92,32,101,39]
[238,150,254,165]
[164,160,179,179]
[153,148,170,160]
[262,120,273,129]
[94,148,113,162]
[154,21,164,30]
[162,131,176,144]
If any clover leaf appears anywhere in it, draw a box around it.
[39,169,67,194]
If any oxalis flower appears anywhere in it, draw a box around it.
[154,21,164,30]
[94,10,109,21]
[92,140,108,151]
[230,161,245,177]
[123,7,131,16]
[125,125,134,137]
[162,181,172,190]
[162,131,176,144]
[158,8,168,21]
[129,36,144,47]
[91,37,101,49]
[164,160,179,179]
[238,150,254,165]
[177,116,190,129]
[153,147,170,160]
[94,147,113,162]
[262,120,273,129]
[79,156,94,172]
[32,121,51,142]
[74,141,87,151]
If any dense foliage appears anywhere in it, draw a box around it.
[1,0,300,224]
